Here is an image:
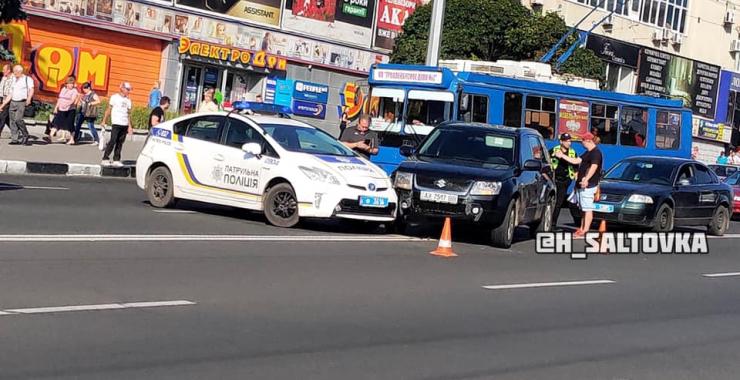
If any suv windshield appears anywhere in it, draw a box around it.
[262,124,355,157]
[604,160,675,185]
[417,128,515,167]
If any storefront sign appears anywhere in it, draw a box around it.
[371,68,443,84]
[374,0,423,50]
[177,37,287,71]
[175,0,282,27]
[264,77,277,104]
[693,117,732,144]
[293,100,327,119]
[338,81,366,119]
[558,100,590,138]
[32,45,111,91]
[283,0,376,47]
[636,48,720,119]
[293,80,329,103]
[273,78,294,107]
[585,34,639,68]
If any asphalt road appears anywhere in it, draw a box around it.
[2,175,740,379]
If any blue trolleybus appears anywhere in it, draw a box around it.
[364,63,692,175]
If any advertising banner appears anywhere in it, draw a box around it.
[283,0,376,47]
[558,100,590,139]
[274,78,294,107]
[636,48,720,119]
[293,100,327,119]
[585,34,639,68]
[692,117,732,144]
[374,0,423,51]
[293,80,329,103]
[175,0,281,27]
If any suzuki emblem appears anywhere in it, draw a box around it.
[435,179,447,188]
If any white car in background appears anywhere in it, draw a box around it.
[136,103,397,227]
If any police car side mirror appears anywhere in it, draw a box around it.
[400,145,415,157]
[242,142,262,157]
[523,159,543,171]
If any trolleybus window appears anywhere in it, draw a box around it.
[591,103,619,145]
[524,95,556,140]
[620,106,648,147]
[368,88,404,134]
[655,111,681,150]
[405,90,454,136]
[503,92,523,128]
[459,94,489,123]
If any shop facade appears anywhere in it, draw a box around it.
[585,34,639,94]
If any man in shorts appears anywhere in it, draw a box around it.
[573,132,603,238]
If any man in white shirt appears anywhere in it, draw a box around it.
[101,82,133,167]
[0,64,12,137]
[0,65,34,145]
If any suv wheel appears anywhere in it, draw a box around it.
[146,166,176,208]
[651,203,674,232]
[708,205,730,236]
[264,183,300,228]
[529,196,555,237]
[491,201,516,248]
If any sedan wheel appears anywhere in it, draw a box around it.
[708,205,729,236]
[651,204,674,232]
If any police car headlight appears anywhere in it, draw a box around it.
[471,181,502,196]
[628,194,653,204]
[394,172,413,190]
[299,166,340,185]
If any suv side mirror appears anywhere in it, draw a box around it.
[523,159,543,171]
[677,178,691,187]
[242,142,262,156]
[400,145,415,157]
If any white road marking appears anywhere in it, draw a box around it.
[0,234,425,242]
[152,210,196,214]
[0,300,195,316]
[708,234,740,239]
[702,272,740,278]
[0,185,69,190]
[482,279,616,290]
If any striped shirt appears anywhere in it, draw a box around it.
[0,75,12,98]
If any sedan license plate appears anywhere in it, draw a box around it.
[420,191,458,204]
[359,196,389,208]
[593,203,615,213]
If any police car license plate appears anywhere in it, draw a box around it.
[593,203,615,213]
[359,196,389,208]
[420,191,458,204]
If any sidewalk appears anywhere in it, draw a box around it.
[0,121,148,177]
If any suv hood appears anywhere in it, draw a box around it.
[599,180,671,195]
[398,157,515,181]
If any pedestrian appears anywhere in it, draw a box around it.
[550,133,578,229]
[73,82,102,145]
[572,132,603,238]
[255,94,263,103]
[692,146,699,160]
[717,151,729,165]
[148,81,161,109]
[101,82,133,167]
[338,106,349,138]
[0,64,34,145]
[149,96,170,130]
[729,150,740,165]
[0,64,12,137]
[51,76,79,144]
[198,87,218,113]
[339,114,378,158]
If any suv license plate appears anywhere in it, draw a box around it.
[359,196,389,208]
[593,203,615,213]
[420,191,458,204]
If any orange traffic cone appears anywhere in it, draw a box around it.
[597,219,608,254]
[430,217,457,257]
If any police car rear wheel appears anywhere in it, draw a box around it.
[147,167,176,208]
[265,183,299,228]
[708,205,729,236]
[491,202,516,249]
[652,204,674,232]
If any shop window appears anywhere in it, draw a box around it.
[185,117,223,143]
[620,107,648,147]
[460,94,489,123]
[605,63,636,94]
[590,103,619,145]
[655,111,681,150]
[223,119,277,157]
[524,95,556,140]
[503,92,523,128]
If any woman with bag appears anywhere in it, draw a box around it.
[73,82,102,145]
[50,76,79,144]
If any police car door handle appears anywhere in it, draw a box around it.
[174,143,185,152]
[213,154,225,162]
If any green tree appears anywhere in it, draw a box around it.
[0,0,27,62]
[391,0,604,81]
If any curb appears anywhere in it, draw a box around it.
[0,159,136,178]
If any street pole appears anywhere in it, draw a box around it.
[425,0,445,67]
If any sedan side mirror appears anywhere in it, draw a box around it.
[523,159,543,171]
[400,145,415,157]
[242,142,262,156]
[677,178,691,187]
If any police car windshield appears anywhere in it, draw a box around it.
[417,128,514,167]
[604,161,674,185]
[262,124,355,157]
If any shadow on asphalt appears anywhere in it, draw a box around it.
[0,182,23,191]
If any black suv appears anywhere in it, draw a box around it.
[393,123,556,248]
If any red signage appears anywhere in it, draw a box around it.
[558,100,589,139]
[374,0,423,50]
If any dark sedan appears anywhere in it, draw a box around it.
[724,171,740,218]
[593,156,733,234]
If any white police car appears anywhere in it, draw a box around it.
[136,102,397,227]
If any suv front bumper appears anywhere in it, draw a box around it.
[396,189,508,227]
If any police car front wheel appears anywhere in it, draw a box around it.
[264,183,300,228]
[147,166,176,208]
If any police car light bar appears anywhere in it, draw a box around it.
[231,101,292,115]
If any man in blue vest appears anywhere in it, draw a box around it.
[551,133,578,229]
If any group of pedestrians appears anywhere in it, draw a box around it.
[716,149,740,165]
